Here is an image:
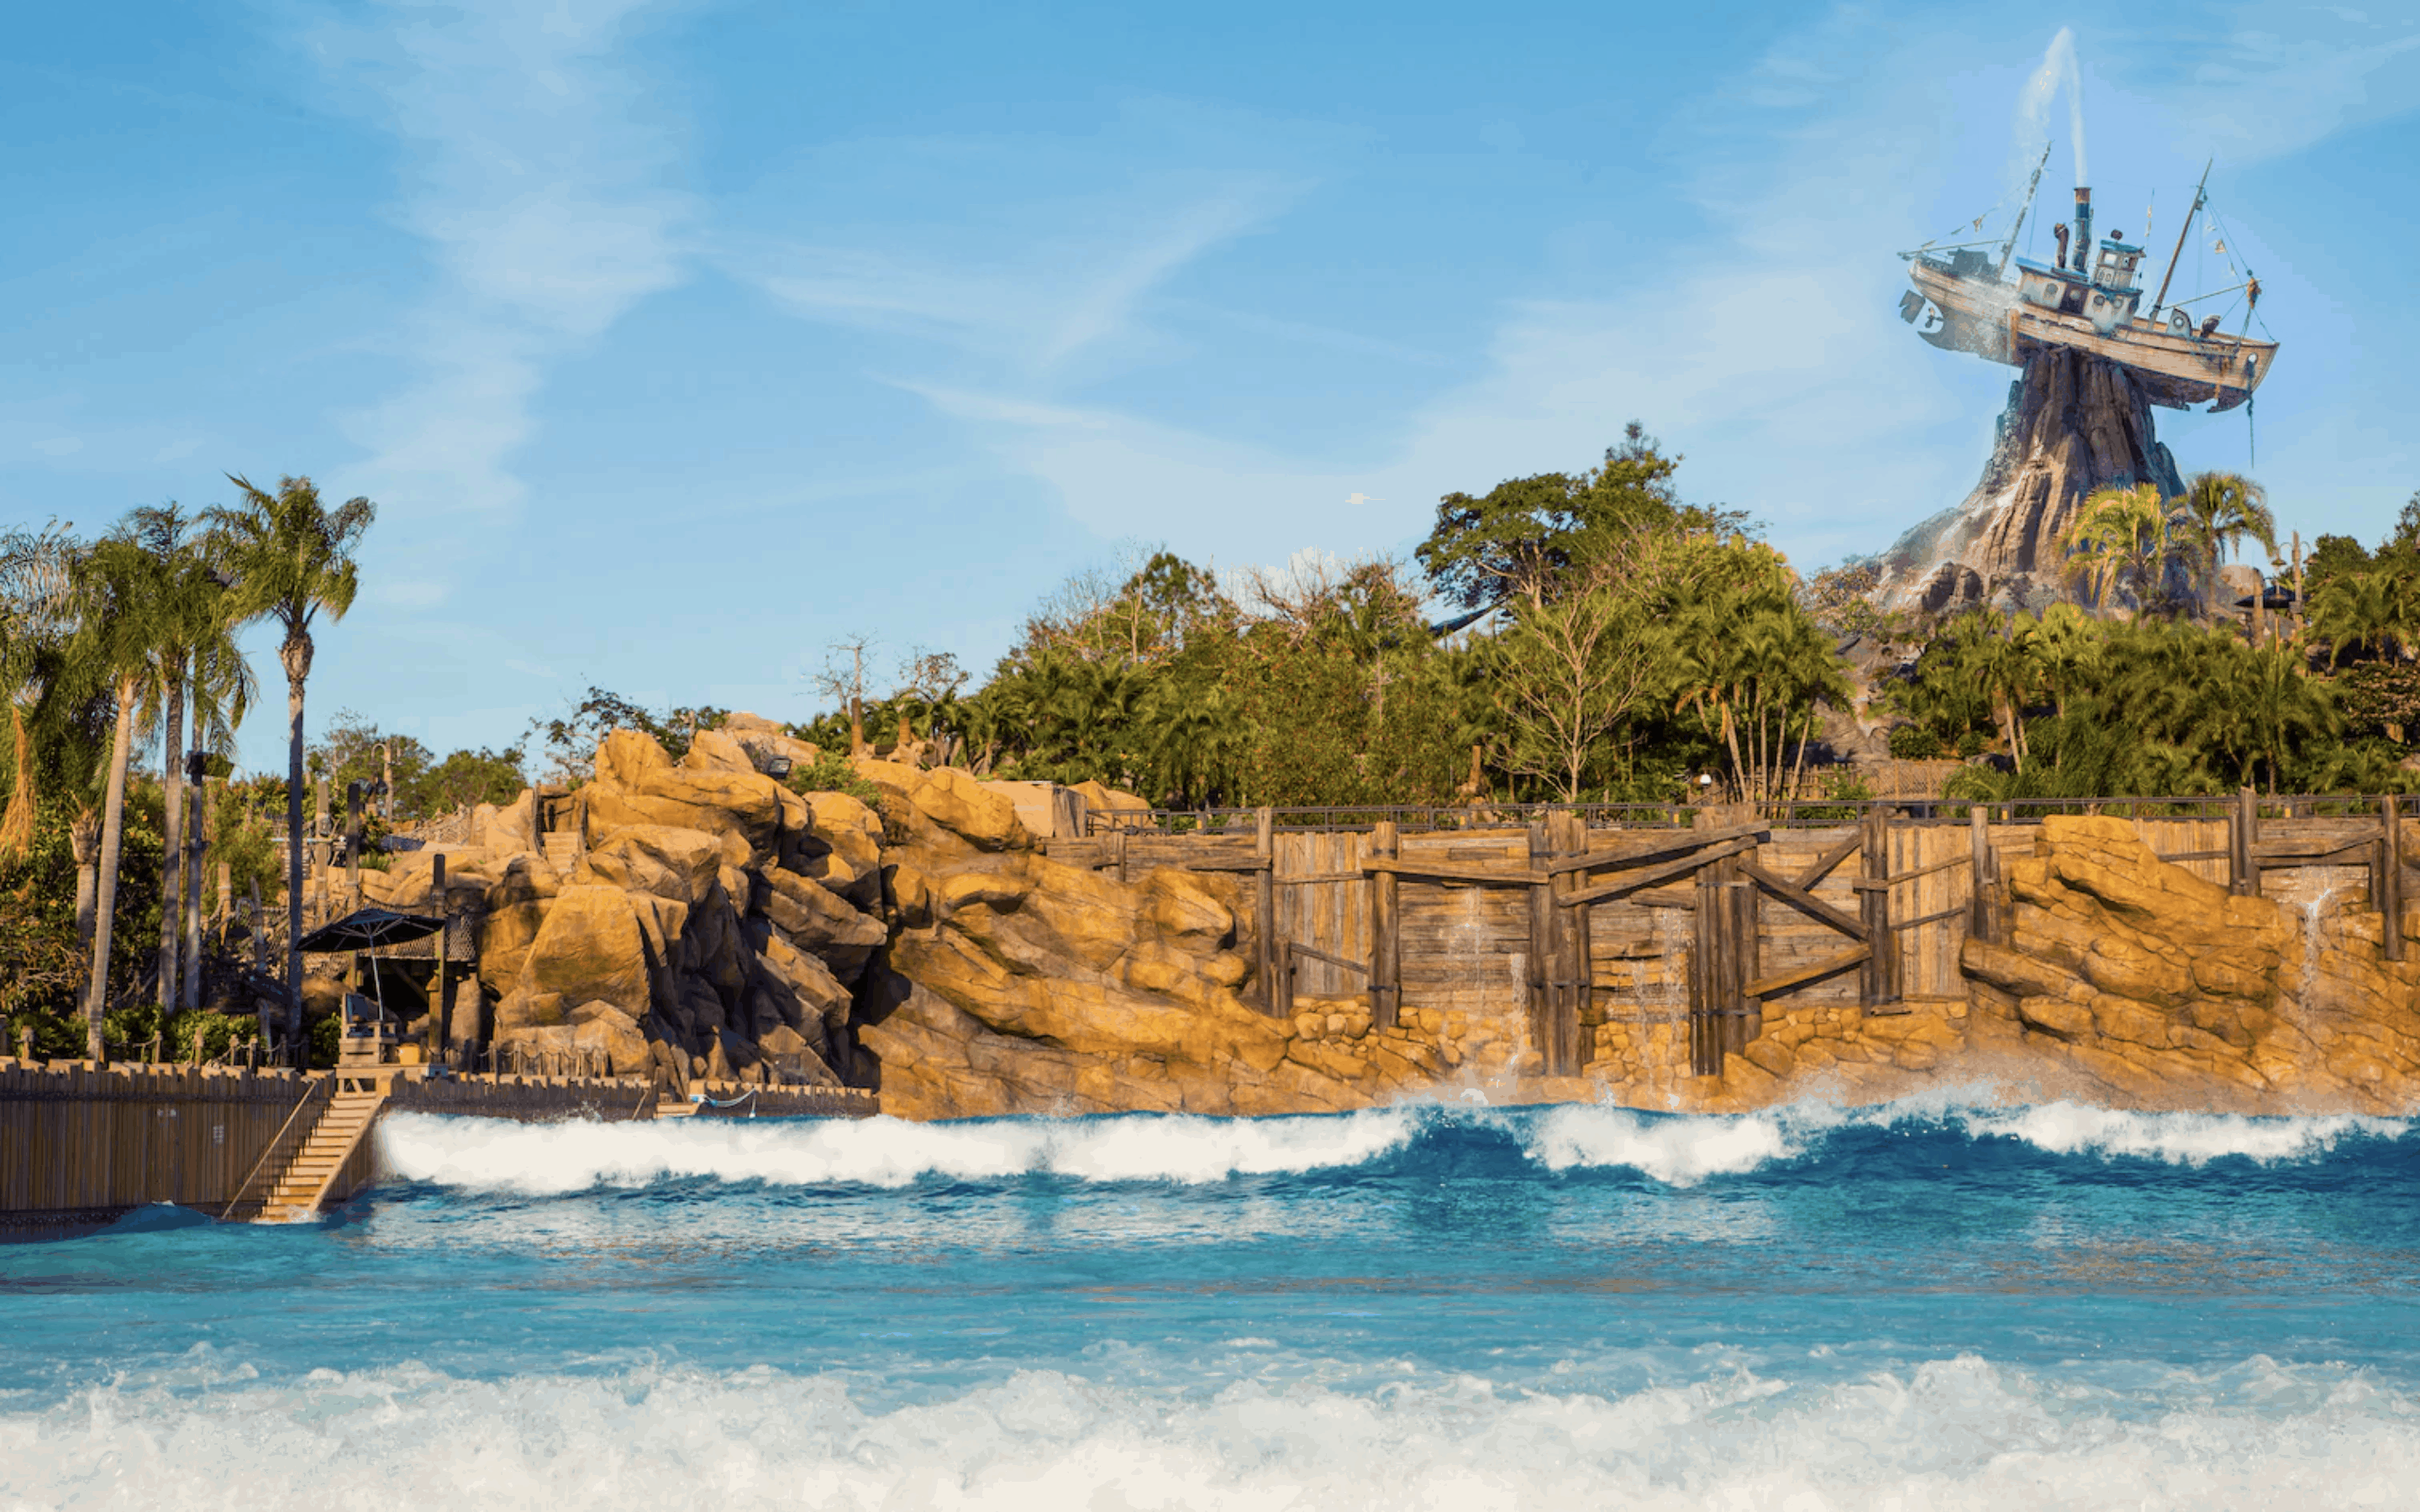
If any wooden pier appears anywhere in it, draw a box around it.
[0,1060,876,1236]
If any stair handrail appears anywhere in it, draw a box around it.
[224,1075,334,1220]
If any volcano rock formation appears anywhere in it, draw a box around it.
[1878,344,2185,614]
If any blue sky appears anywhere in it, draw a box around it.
[5,0,2417,772]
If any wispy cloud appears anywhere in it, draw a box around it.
[749,179,1292,380]
[2155,4,2420,162]
[785,4,2420,575]
[294,0,695,541]
[843,8,1974,568]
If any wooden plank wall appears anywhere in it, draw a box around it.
[1394,831,1533,1029]
[2137,817,2231,888]
[1042,811,2405,1046]
[1273,832,1372,999]
[1889,822,1975,1000]
[0,1062,315,1216]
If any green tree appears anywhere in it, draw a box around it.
[0,523,91,860]
[1665,542,1851,805]
[208,475,374,1062]
[2172,471,2275,619]
[1417,423,1715,614]
[120,504,255,1017]
[1487,558,1671,801]
[413,745,529,813]
[65,536,179,1058]
[2059,484,2181,614]
[2309,562,2420,666]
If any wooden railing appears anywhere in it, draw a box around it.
[222,1075,334,1221]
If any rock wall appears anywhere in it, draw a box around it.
[1876,345,2186,615]
[370,726,2420,1118]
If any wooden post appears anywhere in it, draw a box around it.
[1544,813,1586,1075]
[1860,807,1901,1009]
[1049,787,1087,841]
[2382,795,2405,963]
[2291,531,2305,639]
[1274,939,1295,1022]
[345,781,364,913]
[1114,828,1129,885]
[1691,862,1716,1074]
[1367,821,1400,1032]
[248,879,264,971]
[1968,805,1996,945]
[1859,808,1881,1008]
[1254,807,1276,1015]
[431,852,452,1062]
[2235,785,2261,898]
[1526,822,1553,1073]
[1879,811,1901,1005]
[1694,851,1733,1074]
[1728,872,1757,1054]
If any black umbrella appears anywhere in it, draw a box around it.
[297,906,447,953]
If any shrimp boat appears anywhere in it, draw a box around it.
[1898,159,2276,412]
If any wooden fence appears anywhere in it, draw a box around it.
[387,1074,660,1122]
[1045,791,2412,1080]
[0,1062,318,1230]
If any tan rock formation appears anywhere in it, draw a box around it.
[760,866,887,974]
[855,759,1033,854]
[1954,816,2420,1109]
[455,718,2420,1122]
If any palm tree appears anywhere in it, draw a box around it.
[208,475,375,1062]
[2306,568,2420,666]
[2028,602,2103,717]
[0,525,85,859]
[1972,618,2039,764]
[2059,484,2178,615]
[66,537,176,1059]
[119,505,255,1018]
[2174,471,2275,621]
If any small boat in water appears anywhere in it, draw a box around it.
[1900,159,2276,412]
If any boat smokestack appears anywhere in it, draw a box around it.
[2070,186,2092,271]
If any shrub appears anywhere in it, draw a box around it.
[785,749,881,808]
[1887,724,1944,761]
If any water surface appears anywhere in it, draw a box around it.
[6,1095,2418,1507]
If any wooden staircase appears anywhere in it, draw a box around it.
[542,832,581,874]
[252,1081,389,1222]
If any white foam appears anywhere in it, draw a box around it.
[1958,1102,2409,1166]
[376,1106,1421,1194]
[7,1353,2417,1511]
[1523,1105,1794,1186]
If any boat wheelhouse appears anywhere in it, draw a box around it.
[1900,172,2276,412]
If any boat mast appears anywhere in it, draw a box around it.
[1996,144,2052,278]
[2150,159,2212,321]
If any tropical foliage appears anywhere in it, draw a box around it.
[817,430,1847,811]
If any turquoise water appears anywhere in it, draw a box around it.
[7,1096,2420,1507]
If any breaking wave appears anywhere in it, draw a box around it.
[376,1105,1425,1193]
[6,1352,2417,1511]
[376,1095,2412,1198]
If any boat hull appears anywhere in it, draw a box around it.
[1907,260,2275,412]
